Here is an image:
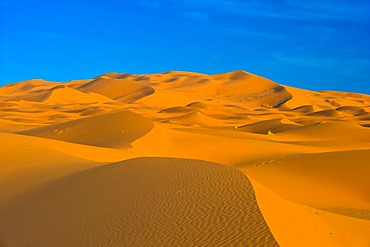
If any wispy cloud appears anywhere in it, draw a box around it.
[287,0,370,21]
[129,0,370,24]
[181,10,210,23]
[169,0,370,22]
[218,26,290,40]
[272,52,370,77]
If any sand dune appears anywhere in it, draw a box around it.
[251,178,370,247]
[0,131,133,205]
[14,86,114,104]
[19,111,154,148]
[0,158,278,247]
[279,121,370,141]
[0,79,54,95]
[72,77,155,103]
[1,70,369,246]
[243,149,370,210]
[237,118,301,134]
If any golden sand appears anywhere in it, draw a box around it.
[1,70,369,246]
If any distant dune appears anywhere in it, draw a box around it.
[0,70,369,246]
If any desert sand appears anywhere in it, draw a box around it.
[0,70,369,246]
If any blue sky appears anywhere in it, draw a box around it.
[1,0,369,93]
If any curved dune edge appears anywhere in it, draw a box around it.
[19,111,154,148]
[0,131,135,204]
[249,178,370,247]
[242,149,370,210]
[0,157,278,247]
[240,149,370,246]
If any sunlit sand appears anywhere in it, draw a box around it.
[1,70,369,246]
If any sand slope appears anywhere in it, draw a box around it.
[251,178,370,247]
[0,131,133,205]
[0,158,278,247]
[243,149,370,213]
[71,77,155,103]
[19,111,154,148]
[1,70,370,246]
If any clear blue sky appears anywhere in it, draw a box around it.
[1,0,369,93]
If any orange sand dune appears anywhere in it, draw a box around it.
[70,77,155,103]
[0,158,278,246]
[20,111,154,148]
[0,79,56,95]
[1,70,370,246]
[243,149,370,210]
[0,131,133,204]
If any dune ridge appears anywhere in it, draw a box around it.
[1,70,369,246]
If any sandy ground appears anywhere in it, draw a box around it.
[0,70,369,246]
